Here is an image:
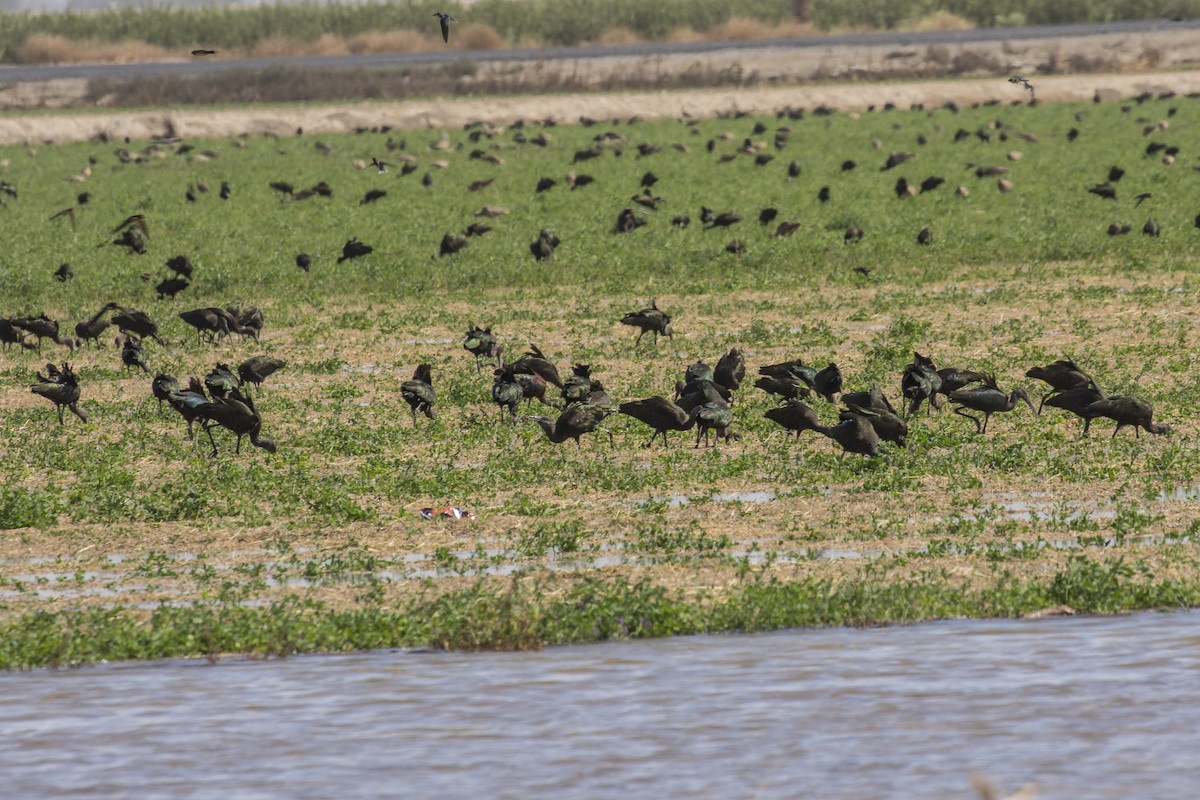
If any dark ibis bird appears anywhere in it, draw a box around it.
[205,363,239,398]
[463,325,502,371]
[1085,395,1169,438]
[820,412,878,457]
[530,228,560,259]
[12,314,76,351]
[619,396,694,448]
[528,402,615,446]
[151,373,179,413]
[1025,359,1097,413]
[440,233,468,257]
[111,306,164,344]
[947,375,1035,433]
[620,300,673,347]
[238,356,286,389]
[714,348,745,392]
[562,364,597,404]
[31,362,86,424]
[689,402,735,448]
[843,403,907,446]
[901,352,942,415]
[1042,386,1105,436]
[512,344,562,388]
[491,367,524,424]
[156,276,189,299]
[166,377,209,439]
[337,238,373,263]
[74,302,116,346]
[196,388,276,457]
[120,335,150,373]
[763,398,822,438]
[433,11,455,43]
[400,364,436,423]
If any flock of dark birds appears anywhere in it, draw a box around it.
[2,73,1184,458]
[9,291,1168,459]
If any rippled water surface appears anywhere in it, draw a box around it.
[3,611,1198,799]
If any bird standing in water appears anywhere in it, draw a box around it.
[434,11,455,43]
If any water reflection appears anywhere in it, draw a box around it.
[1,611,1197,798]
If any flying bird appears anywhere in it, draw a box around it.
[433,11,455,43]
[191,49,218,57]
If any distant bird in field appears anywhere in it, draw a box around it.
[1085,395,1169,438]
[120,335,150,373]
[238,356,286,390]
[619,396,694,448]
[53,262,73,282]
[296,253,311,271]
[620,300,673,347]
[191,49,218,56]
[440,233,468,257]
[400,364,437,424]
[360,189,387,205]
[31,362,86,424]
[433,11,455,43]
[463,325,502,371]
[530,229,560,259]
[337,238,373,263]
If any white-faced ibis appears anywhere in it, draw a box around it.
[120,335,149,373]
[74,302,117,346]
[714,348,745,392]
[530,229,560,259]
[112,306,165,345]
[179,307,234,343]
[901,352,942,415]
[463,325,502,371]
[843,403,907,446]
[166,255,194,278]
[528,402,615,446]
[229,306,264,341]
[512,344,562,389]
[840,385,895,414]
[1085,395,1169,438]
[491,368,525,424]
[205,363,239,398]
[612,209,646,234]
[763,398,822,438]
[400,364,436,423]
[562,364,597,404]
[620,300,673,348]
[1043,386,1105,436]
[0,318,33,350]
[156,277,189,299]
[820,412,879,457]
[151,373,179,413]
[167,377,208,439]
[812,363,843,403]
[440,233,468,257]
[947,375,1035,433]
[238,356,286,389]
[689,402,735,448]
[12,314,76,351]
[1025,359,1097,413]
[337,238,373,263]
[619,396,694,447]
[754,374,810,401]
[197,388,276,457]
[704,211,742,230]
[933,366,987,408]
[31,362,86,424]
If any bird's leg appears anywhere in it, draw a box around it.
[953,407,982,433]
[56,404,64,425]
[634,330,645,348]
[235,435,244,454]
[1037,393,1049,415]
[204,423,219,457]
[981,414,991,434]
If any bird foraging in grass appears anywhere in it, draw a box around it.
[433,11,455,43]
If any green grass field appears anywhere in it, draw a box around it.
[3,89,1200,667]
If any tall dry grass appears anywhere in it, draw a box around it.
[16,32,171,65]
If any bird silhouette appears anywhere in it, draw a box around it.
[440,233,468,257]
[619,396,695,448]
[714,348,745,393]
[1085,395,1169,438]
[763,398,822,438]
[1025,359,1097,413]
[530,229,560,259]
[690,402,736,447]
[120,335,150,373]
[191,49,218,56]
[400,364,437,423]
[296,253,312,271]
[528,402,615,446]
[74,302,116,346]
[512,344,563,388]
[491,367,525,424]
[820,411,879,457]
[155,276,189,299]
[337,238,373,263]
[238,356,286,389]
[31,362,86,424]
[947,375,1034,433]
[111,307,165,345]
[12,314,77,351]
[620,300,673,347]
[196,388,276,457]
[433,11,455,43]
[462,325,502,372]
[1042,386,1106,436]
